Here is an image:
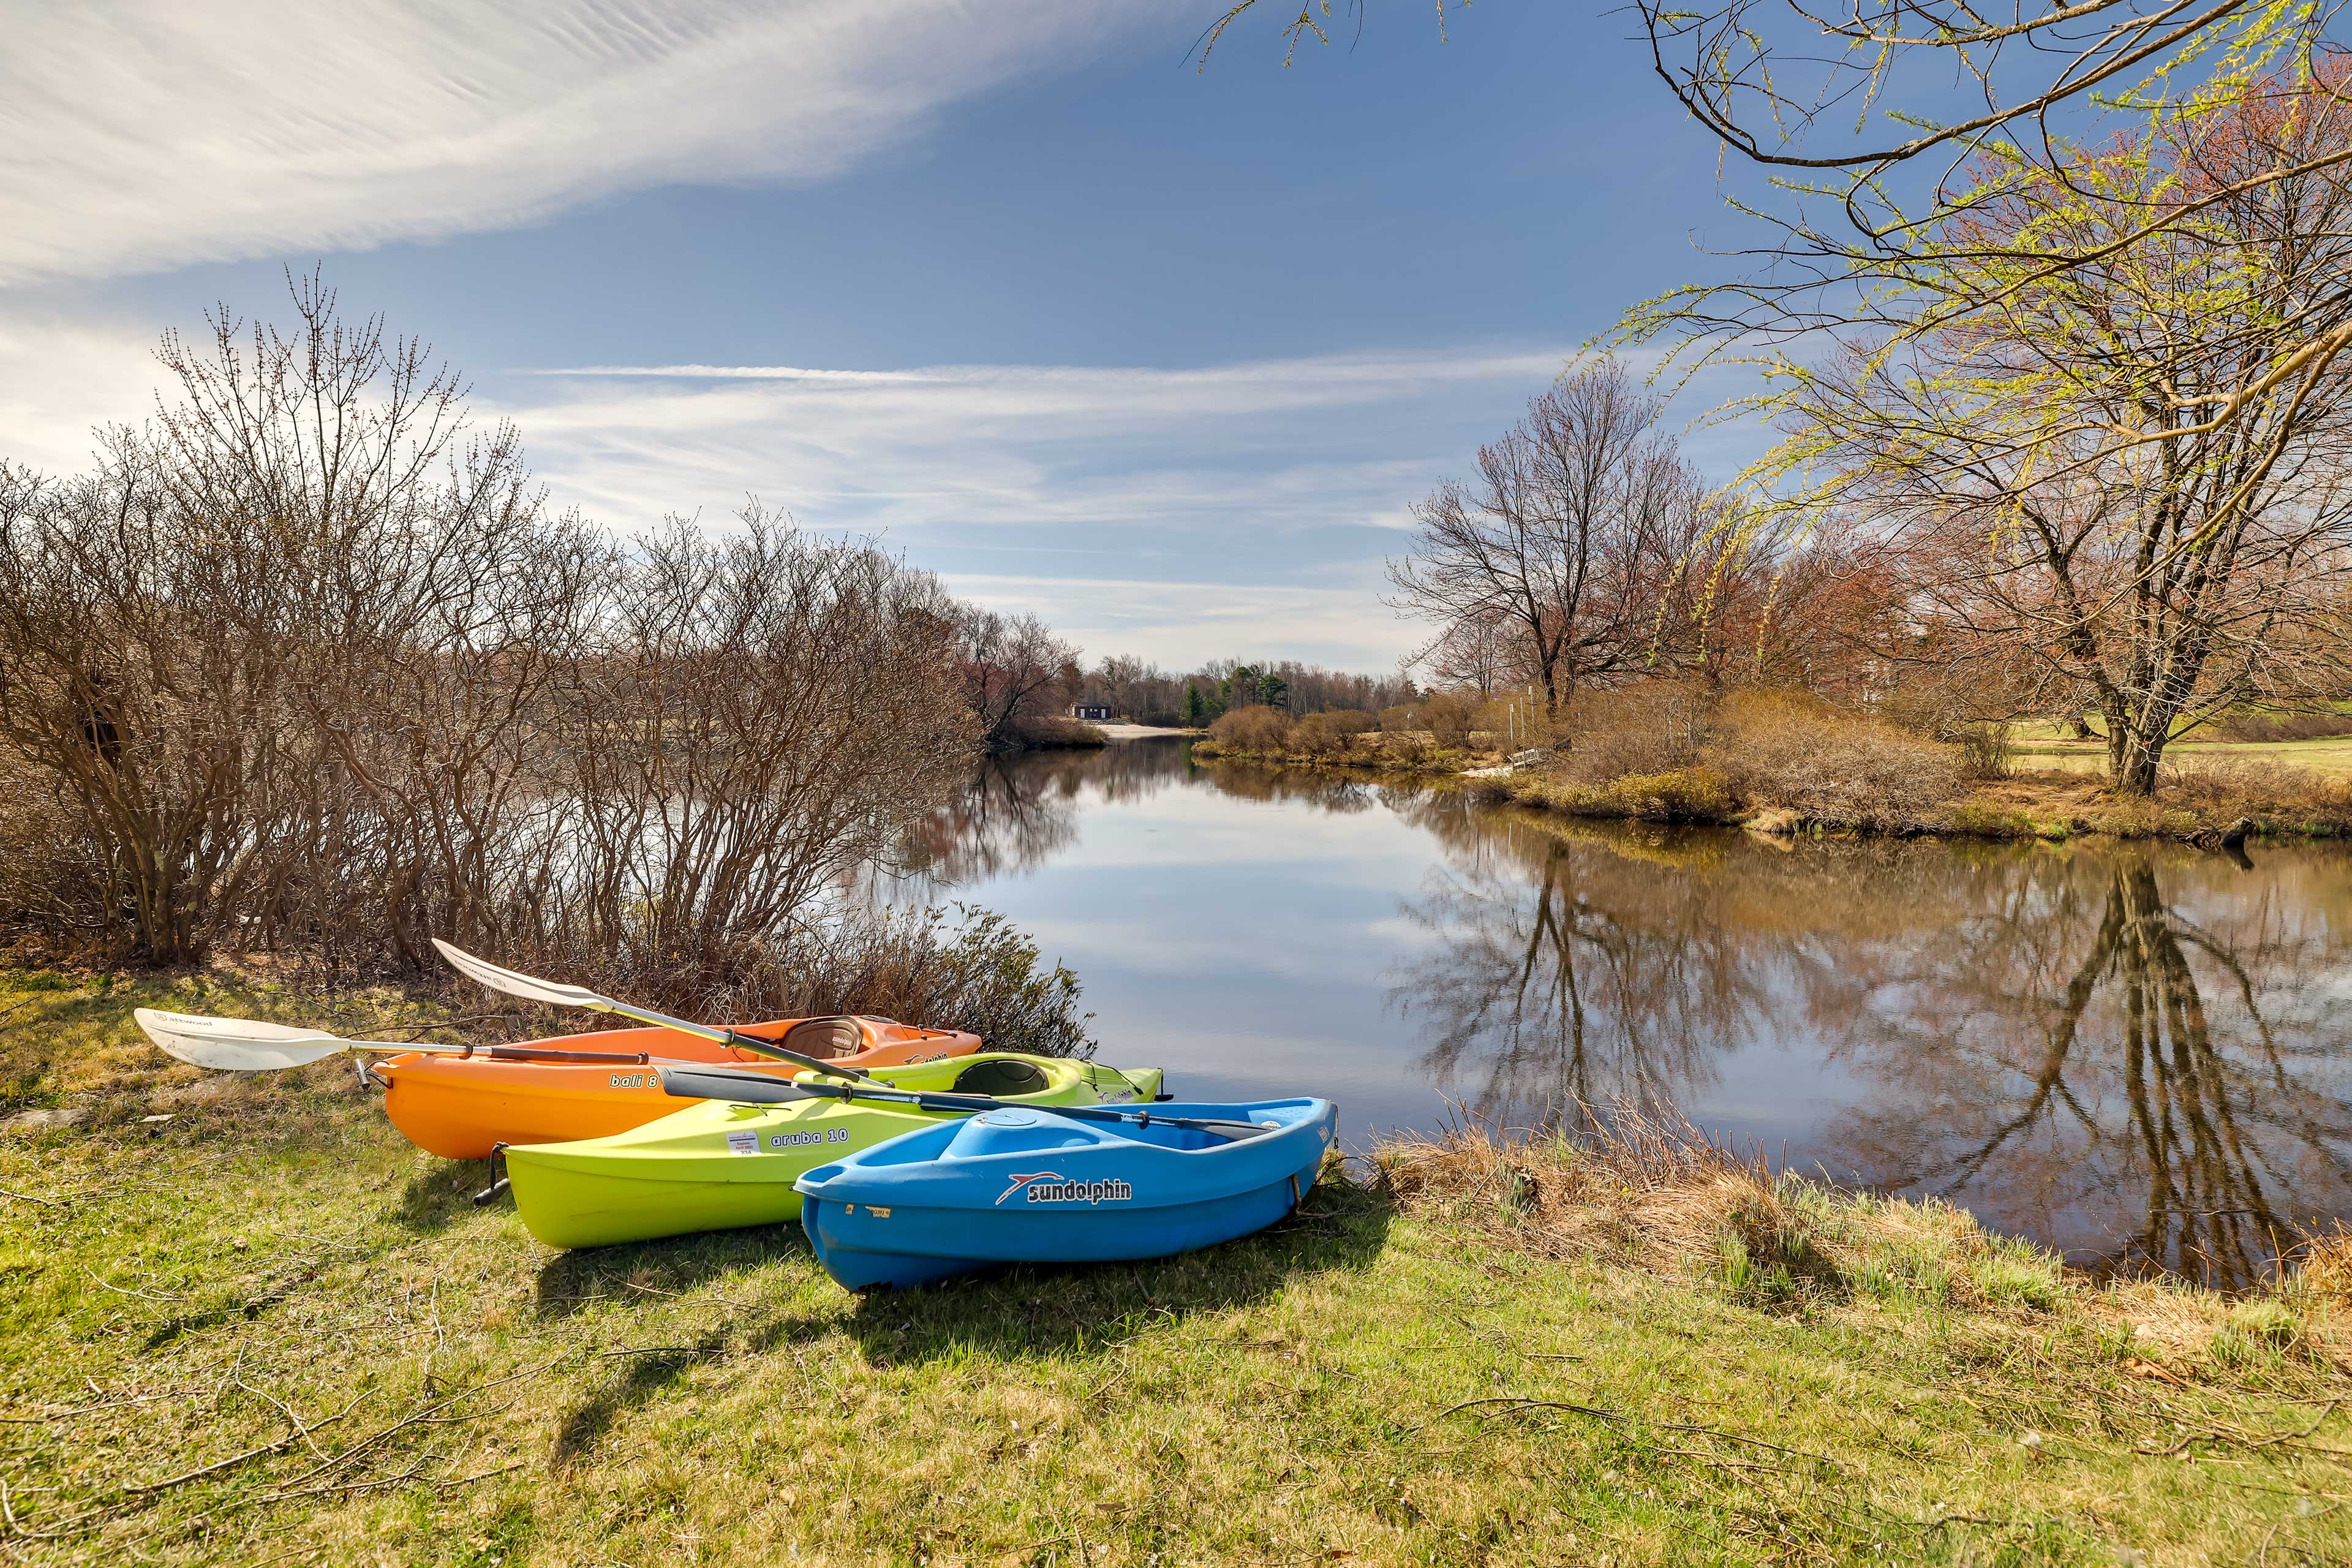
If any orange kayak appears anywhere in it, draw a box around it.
[372,1015,981,1160]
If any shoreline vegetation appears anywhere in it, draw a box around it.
[1189,689,2352,845]
[6,962,2351,1563]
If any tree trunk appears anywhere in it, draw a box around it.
[2106,708,2171,795]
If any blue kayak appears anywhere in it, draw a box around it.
[794,1097,1337,1289]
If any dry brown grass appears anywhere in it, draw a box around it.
[2209,709,2352,742]
[1371,1109,2352,1356]
[1703,689,1962,829]
[2155,756,2352,822]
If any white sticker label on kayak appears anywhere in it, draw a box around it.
[726,1130,759,1156]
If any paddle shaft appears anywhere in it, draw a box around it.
[431,940,870,1083]
[356,1041,685,1066]
[659,1063,1274,1143]
[575,1006,864,1082]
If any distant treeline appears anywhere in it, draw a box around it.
[1072,657,1417,727]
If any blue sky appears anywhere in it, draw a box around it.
[0,1,1754,669]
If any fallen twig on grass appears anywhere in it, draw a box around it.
[125,1393,369,1492]
[1419,1395,1619,1429]
[2139,1399,2346,1459]
[259,1365,551,1498]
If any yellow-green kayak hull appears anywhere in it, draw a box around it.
[505,1055,1162,1249]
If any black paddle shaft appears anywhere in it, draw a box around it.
[655,1062,1278,1143]
[712,1028,871,1081]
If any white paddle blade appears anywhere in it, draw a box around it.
[135,1008,352,1072]
[430,938,611,1012]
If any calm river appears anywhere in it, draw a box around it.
[895,737,2352,1287]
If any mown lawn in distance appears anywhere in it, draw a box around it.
[2009,718,2352,777]
[2,967,2346,1565]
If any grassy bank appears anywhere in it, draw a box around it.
[6,968,2348,1564]
[1199,707,2352,845]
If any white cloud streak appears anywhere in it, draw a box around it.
[502,346,1575,528]
[0,0,1154,285]
[0,315,1597,666]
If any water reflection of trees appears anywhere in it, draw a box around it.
[889,739,1196,895]
[1816,853,2352,1287]
[1387,804,2352,1284]
[1390,811,1768,1127]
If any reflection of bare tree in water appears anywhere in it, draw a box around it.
[1388,799,2352,1284]
[1197,760,1381,814]
[1389,813,1768,1128]
[885,739,1195,897]
[1822,853,2352,1288]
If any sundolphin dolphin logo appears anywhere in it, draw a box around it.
[996,1170,1065,1205]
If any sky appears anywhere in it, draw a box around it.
[0,0,1756,671]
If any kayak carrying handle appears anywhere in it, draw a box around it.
[473,1144,511,1207]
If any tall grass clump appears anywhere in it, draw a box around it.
[530,903,1095,1058]
[1702,689,1962,827]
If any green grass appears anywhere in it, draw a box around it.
[4,969,2348,1564]
[2011,728,2352,778]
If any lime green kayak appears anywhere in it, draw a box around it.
[505,1054,1164,1249]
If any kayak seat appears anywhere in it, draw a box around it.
[951,1058,1051,1096]
[781,1017,863,1059]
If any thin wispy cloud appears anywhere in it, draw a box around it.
[500,347,1577,532]
[496,346,1591,665]
[0,0,1154,286]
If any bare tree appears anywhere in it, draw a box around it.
[954,607,1082,750]
[1389,358,1700,714]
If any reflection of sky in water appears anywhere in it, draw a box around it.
[927,743,1872,1155]
[918,739,2352,1284]
[932,772,1477,1145]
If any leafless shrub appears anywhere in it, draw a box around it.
[1287,711,1363,758]
[1705,690,1962,827]
[1956,722,2016,780]
[0,280,995,1011]
[529,511,976,976]
[0,279,589,963]
[1420,690,1480,749]
[1207,704,1293,753]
